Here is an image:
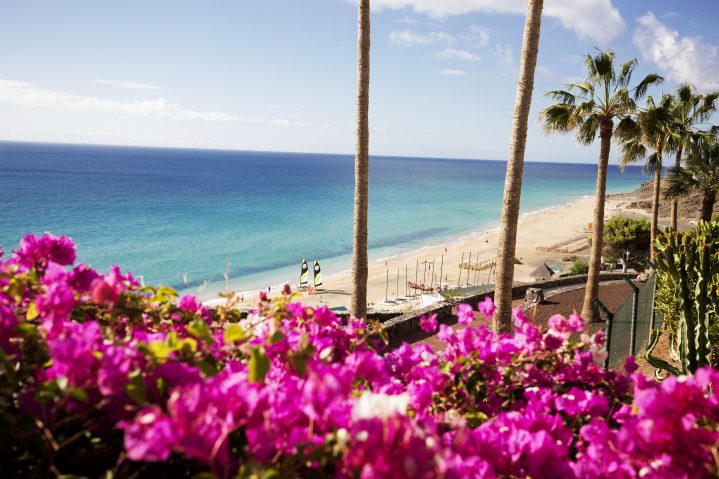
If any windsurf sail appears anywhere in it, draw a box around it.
[300,258,309,286]
[313,260,322,287]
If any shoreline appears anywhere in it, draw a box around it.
[196,195,585,305]
[201,190,636,313]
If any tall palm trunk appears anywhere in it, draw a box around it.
[670,145,682,231]
[350,0,370,319]
[650,165,661,259]
[494,0,544,332]
[581,120,612,323]
[701,190,716,222]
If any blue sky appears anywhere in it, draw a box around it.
[0,0,718,163]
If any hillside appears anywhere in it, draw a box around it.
[611,179,709,224]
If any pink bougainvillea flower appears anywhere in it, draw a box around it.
[419,313,438,333]
[478,296,496,318]
[456,303,474,326]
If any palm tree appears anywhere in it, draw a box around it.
[350,0,370,319]
[493,0,544,333]
[539,51,662,322]
[667,83,719,230]
[620,94,674,260]
[666,138,719,222]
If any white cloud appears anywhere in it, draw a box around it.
[493,43,515,70]
[0,79,305,126]
[435,48,481,62]
[389,30,454,46]
[372,0,625,44]
[93,79,163,90]
[469,25,491,48]
[634,12,719,90]
[439,69,467,76]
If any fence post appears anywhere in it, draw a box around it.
[624,277,640,356]
[649,271,657,330]
[593,298,614,371]
[457,253,464,288]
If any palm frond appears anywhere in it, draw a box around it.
[633,73,664,100]
[617,58,637,87]
[566,82,594,97]
[665,166,698,198]
[642,152,663,174]
[620,139,647,170]
[576,115,601,145]
[539,104,577,133]
[614,116,640,142]
[545,90,577,105]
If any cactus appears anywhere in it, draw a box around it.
[645,221,719,375]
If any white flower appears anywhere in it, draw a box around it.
[351,391,410,422]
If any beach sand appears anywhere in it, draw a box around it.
[207,193,640,314]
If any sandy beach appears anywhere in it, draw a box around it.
[205,191,649,314]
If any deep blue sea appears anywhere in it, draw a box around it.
[0,141,647,297]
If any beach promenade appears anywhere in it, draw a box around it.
[213,191,647,314]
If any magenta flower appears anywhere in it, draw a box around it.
[14,233,76,267]
[478,296,496,318]
[456,304,474,326]
[121,407,178,462]
[91,279,120,306]
[419,313,438,333]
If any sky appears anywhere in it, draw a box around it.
[1,0,718,163]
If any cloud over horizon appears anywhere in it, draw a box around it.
[634,12,719,90]
[0,80,305,126]
[93,79,164,90]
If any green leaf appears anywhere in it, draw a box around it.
[224,323,246,343]
[464,410,489,428]
[269,330,285,344]
[126,370,147,405]
[26,301,39,320]
[188,319,215,344]
[146,340,172,360]
[248,347,270,383]
[198,358,219,377]
[68,387,88,403]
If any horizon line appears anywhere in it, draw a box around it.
[0,138,639,168]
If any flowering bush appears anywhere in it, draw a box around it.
[1,233,719,478]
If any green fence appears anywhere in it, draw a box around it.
[595,273,660,370]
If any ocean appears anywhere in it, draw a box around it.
[0,141,647,297]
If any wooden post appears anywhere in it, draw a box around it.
[439,254,444,290]
[385,268,389,301]
[415,260,419,295]
[457,252,464,288]
[405,264,408,296]
[466,252,472,286]
[396,267,399,298]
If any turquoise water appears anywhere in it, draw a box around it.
[0,141,647,296]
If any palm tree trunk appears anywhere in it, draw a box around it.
[650,165,661,260]
[581,120,613,323]
[670,145,682,231]
[701,190,716,222]
[494,0,544,333]
[350,0,370,319]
